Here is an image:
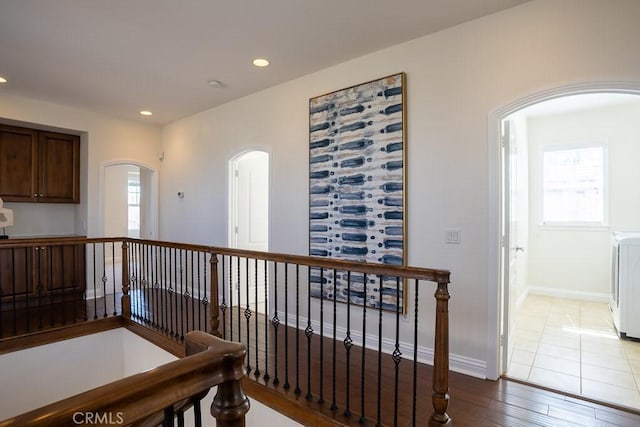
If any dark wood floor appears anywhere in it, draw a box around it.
[3,291,640,426]
[215,306,640,427]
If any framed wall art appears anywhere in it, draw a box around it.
[308,73,406,312]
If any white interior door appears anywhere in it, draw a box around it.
[502,116,529,374]
[231,151,269,311]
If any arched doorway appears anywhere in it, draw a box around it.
[102,161,157,239]
[489,84,640,408]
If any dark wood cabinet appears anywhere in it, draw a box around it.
[0,242,86,306]
[0,124,80,203]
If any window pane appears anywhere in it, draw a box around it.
[542,146,604,223]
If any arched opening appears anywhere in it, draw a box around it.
[490,85,640,408]
[228,150,270,312]
[103,162,156,239]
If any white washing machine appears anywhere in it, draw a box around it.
[610,232,640,339]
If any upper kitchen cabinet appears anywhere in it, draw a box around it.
[0,124,80,203]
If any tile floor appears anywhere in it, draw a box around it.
[507,294,640,410]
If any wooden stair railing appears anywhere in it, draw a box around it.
[0,331,249,427]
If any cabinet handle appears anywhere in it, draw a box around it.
[39,194,44,198]
[33,193,38,198]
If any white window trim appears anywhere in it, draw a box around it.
[539,140,609,229]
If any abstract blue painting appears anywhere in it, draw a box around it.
[309,73,406,313]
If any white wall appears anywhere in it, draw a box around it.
[159,0,640,377]
[526,99,640,298]
[0,93,161,237]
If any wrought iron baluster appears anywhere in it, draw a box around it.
[161,246,167,332]
[228,255,233,341]
[254,258,260,378]
[393,277,402,427]
[245,257,252,374]
[111,242,117,316]
[305,265,314,400]
[272,261,279,386]
[198,252,204,333]
[100,242,107,318]
[180,249,186,341]
[193,397,202,427]
[344,270,352,417]
[219,254,226,338]
[376,276,384,427]
[153,245,160,328]
[317,267,325,404]
[412,279,419,427]
[263,259,270,383]
[283,262,290,390]
[294,264,301,395]
[236,256,241,347]
[92,243,98,320]
[202,251,209,333]
[331,268,338,411]
[359,273,367,424]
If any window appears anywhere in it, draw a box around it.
[127,171,140,237]
[542,144,606,225]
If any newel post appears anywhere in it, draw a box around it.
[209,251,221,337]
[211,379,250,427]
[121,240,131,318]
[430,274,452,426]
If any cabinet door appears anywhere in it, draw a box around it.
[0,246,33,300]
[39,244,86,295]
[38,131,80,203]
[0,125,38,202]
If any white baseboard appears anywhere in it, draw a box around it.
[526,286,609,303]
[276,310,487,379]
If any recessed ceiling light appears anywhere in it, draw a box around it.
[252,58,270,68]
[140,110,153,116]
[0,76,7,84]
[207,80,224,88]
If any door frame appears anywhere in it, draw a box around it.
[99,159,159,239]
[486,81,640,380]
[227,147,272,251]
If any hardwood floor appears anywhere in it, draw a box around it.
[215,307,640,427]
[3,291,640,426]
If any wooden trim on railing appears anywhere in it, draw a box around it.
[0,331,248,427]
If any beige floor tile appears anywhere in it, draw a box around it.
[513,338,538,353]
[536,342,580,361]
[622,340,640,361]
[533,353,580,376]
[629,358,640,375]
[581,363,637,389]
[540,332,580,349]
[511,349,536,365]
[507,361,531,380]
[515,329,542,342]
[582,351,632,373]
[582,379,640,409]
[512,296,640,411]
[581,337,626,358]
[529,367,580,395]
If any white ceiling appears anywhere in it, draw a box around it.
[0,0,530,125]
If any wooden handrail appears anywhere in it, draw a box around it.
[0,236,450,283]
[0,331,248,427]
